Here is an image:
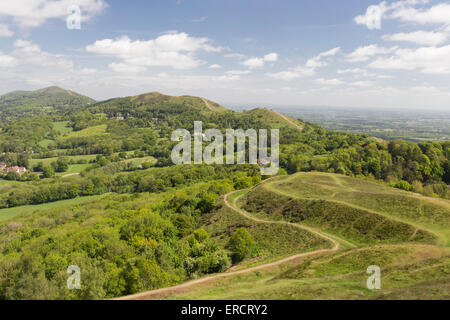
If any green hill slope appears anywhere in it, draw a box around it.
[261,173,449,246]
[0,86,95,119]
[140,173,449,300]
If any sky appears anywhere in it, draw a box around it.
[0,0,450,109]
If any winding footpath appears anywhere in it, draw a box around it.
[116,182,340,300]
[269,110,304,131]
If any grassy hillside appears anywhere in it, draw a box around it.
[0,86,95,119]
[201,201,330,270]
[137,173,448,300]
[169,244,449,300]
[262,173,449,246]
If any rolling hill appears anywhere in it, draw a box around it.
[0,86,95,119]
[126,173,449,300]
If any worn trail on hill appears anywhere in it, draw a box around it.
[116,179,339,300]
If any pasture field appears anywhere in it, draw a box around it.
[0,195,106,222]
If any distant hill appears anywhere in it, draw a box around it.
[87,91,303,134]
[0,86,95,119]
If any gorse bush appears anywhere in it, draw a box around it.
[226,228,256,263]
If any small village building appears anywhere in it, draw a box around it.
[5,166,27,174]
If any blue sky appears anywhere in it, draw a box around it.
[0,0,450,109]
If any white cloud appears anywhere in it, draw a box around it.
[346,44,396,62]
[0,0,107,28]
[0,24,13,37]
[338,68,367,74]
[369,45,450,74]
[391,2,450,25]
[86,32,222,71]
[225,70,251,75]
[314,78,343,85]
[337,68,392,79]
[263,53,278,62]
[0,52,18,67]
[109,62,146,74]
[266,71,303,81]
[224,53,247,59]
[306,47,340,68]
[241,57,265,69]
[240,52,279,69]
[266,47,338,81]
[209,64,222,69]
[355,1,450,30]
[13,39,74,70]
[382,31,448,46]
[355,2,388,30]
[350,80,376,87]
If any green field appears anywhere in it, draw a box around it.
[62,124,108,140]
[0,195,106,222]
[29,154,98,167]
[55,164,91,177]
[53,121,74,136]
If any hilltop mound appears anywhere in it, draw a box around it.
[0,86,95,119]
[245,173,449,246]
[245,108,304,131]
[129,92,229,113]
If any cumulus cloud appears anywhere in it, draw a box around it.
[263,53,279,62]
[391,2,450,25]
[225,70,251,75]
[266,47,339,81]
[13,39,74,70]
[306,47,340,68]
[369,45,450,74]
[208,64,222,69]
[354,2,388,30]
[266,70,304,81]
[240,57,265,69]
[382,31,448,46]
[0,52,18,67]
[350,80,376,87]
[337,68,392,79]
[240,52,278,69]
[224,53,247,59]
[355,0,450,30]
[346,44,397,62]
[0,24,13,37]
[109,62,146,74]
[0,0,107,28]
[86,32,222,71]
[314,78,343,85]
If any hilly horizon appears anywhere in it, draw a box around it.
[0,86,307,133]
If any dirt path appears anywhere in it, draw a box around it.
[62,173,80,178]
[269,110,303,131]
[116,183,339,300]
[201,98,218,112]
